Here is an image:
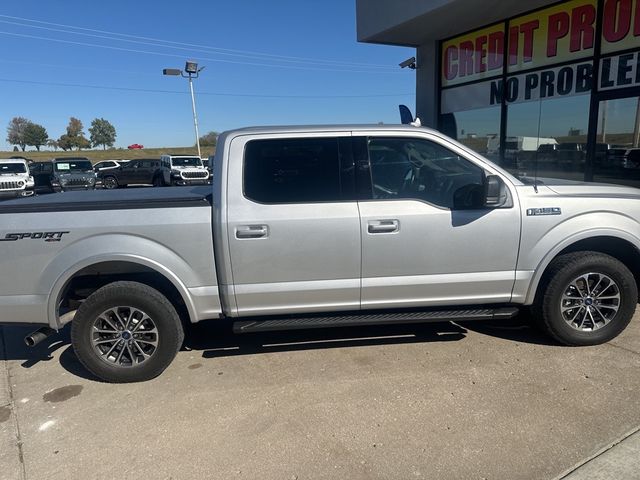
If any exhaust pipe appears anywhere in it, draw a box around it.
[24,327,56,347]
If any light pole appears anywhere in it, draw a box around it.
[163,61,205,158]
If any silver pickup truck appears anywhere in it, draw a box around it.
[1,125,639,383]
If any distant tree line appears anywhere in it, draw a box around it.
[199,131,218,147]
[6,116,117,152]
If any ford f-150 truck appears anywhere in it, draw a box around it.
[1,125,639,383]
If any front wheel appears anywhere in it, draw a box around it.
[71,281,184,383]
[102,176,118,190]
[533,252,638,346]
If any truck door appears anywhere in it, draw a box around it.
[356,134,521,309]
[225,133,361,317]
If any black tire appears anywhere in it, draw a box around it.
[533,251,638,346]
[71,281,184,383]
[102,176,119,190]
[152,175,164,187]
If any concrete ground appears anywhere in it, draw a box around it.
[1,311,639,480]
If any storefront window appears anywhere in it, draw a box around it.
[450,106,501,163]
[438,0,640,190]
[504,94,590,181]
[594,97,640,188]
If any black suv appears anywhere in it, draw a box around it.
[51,158,97,192]
[98,159,163,189]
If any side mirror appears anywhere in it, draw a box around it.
[484,174,507,207]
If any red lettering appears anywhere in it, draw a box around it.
[487,31,504,70]
[444,45,458,80]
[603,0,632,42]
[475,35,488,73]
[519,20,540,62]
[547,12,570,57]
[459,40,474,76]
[570,4,596,52]
[508,26,519,65]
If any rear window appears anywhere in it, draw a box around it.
[244,138,341,203]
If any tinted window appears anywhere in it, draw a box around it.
[171,157,201,167]
[0,163,27,174]
[367,137,484,209]
[54,161,93,172]
[244,138,342,203]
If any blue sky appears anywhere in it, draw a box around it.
[0,0,415,149]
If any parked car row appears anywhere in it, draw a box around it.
[0,154,212,199]
[98,155,210,189]
[517,142,640,171]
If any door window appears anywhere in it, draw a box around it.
[244,137,344,203]
[366,137,485,209]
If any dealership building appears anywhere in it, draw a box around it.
[356,0,640,187]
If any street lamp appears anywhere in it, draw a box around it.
[163,60,205,158]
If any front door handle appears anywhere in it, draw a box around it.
[368,219,400,234]
[236,225,269,239]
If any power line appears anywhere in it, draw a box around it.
[0,19,394,70]
[0,31,401,74]
[0,14,395,69]
[0,77,414,98]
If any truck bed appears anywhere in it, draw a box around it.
[0,186,212,213]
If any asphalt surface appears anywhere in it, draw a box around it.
[1,311,639,480]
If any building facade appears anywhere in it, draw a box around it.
[357,0,640,188]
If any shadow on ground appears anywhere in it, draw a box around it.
[0,311,558,382]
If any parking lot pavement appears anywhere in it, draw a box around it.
[1,312,639,480]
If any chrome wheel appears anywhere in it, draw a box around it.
[560,273,621,331]
[91,307,159,367]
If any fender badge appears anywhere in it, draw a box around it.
[527,207,562,216]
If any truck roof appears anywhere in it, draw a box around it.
[222,124,438,136]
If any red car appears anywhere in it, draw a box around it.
[127,143,144,149]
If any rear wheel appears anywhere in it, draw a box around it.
[71,281,184,383]
[533,252,637,345]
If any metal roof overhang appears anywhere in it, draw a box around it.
[357,0,556,46]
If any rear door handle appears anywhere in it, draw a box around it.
[368,219,400,234]
[236,225,269,239]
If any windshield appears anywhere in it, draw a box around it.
[171,157,202,167]
[54,160,93,172]
[0,163,27,174]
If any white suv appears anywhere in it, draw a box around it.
[159,155,210,186]
[0,159,35,198]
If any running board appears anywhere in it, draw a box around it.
[233,307,519,334]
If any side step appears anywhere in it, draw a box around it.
[233,307,519,334]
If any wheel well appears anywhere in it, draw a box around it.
[540,236,640,302]
[58,261,191,324]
